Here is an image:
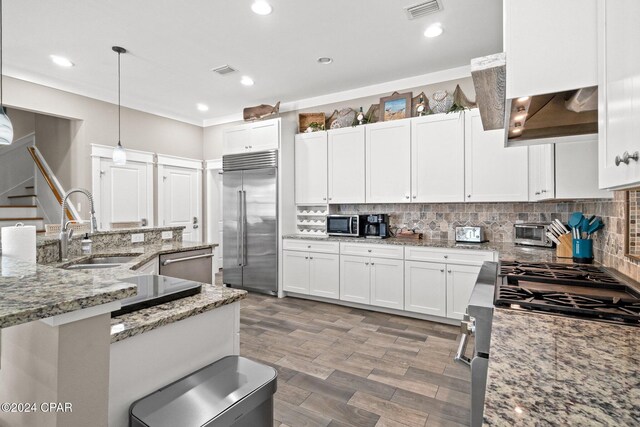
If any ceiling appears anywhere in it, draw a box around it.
[5,0,502,126]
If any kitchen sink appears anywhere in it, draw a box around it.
[64,255,138,270]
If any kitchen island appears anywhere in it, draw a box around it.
[0,237,246,427]
[484,308,640,426]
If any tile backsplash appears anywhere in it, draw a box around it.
[334,191,640,281]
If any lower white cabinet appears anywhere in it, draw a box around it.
[404,261,447,317]
[309,252,340,299]
[283,250,339,298]
[340,255,403,309]
[446,264,482,320]
[340,255,371,304]
[283,251,310,294]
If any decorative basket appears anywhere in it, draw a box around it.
[429,90,454,114]
[298,113,326,133]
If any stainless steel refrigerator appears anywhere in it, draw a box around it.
[222,150,278,295]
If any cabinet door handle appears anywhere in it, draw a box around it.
[405,195,410,199]
[535,191,540,195]
[448,270,452,273]
[371,262,375,266]
[365,262,369,265]
[412,195,416,199]
[467,194,471,198]
[305,257,308,259]
[440,269,444,273]
[615,151,640,166]
[444,255,448,259]
[323,197,327,201]
[541,190,547,193]
[309,257,313,260]
[368,249,372,252]
[307,245,311,248]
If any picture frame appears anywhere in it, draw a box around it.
[379,91,412,121]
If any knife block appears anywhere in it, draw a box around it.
[556,234,573,258]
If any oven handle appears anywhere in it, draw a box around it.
[454,315,474,368]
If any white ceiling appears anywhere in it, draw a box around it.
[5,0,502,126]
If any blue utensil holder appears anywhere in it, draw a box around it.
[573,239,593,264]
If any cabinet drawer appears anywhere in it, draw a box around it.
[283,239,339,254]
[340,242,404,259]
[404,246,494,265]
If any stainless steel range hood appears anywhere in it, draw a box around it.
[471,53,598,147]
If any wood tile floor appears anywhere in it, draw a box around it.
[239,292,471,427]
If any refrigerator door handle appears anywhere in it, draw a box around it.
[242,190,247,266]
[237,190,242,266]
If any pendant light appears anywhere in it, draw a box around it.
[0,0,14,146]
[112,46,126,165]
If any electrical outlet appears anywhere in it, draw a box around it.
[161,231,173,240]
[131,233,144,243]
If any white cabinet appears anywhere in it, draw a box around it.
[283,250,339,298]
[370,258,404,310]
[136,257,159,275]
[339,255,403,309]
[340,255,371,304]
[309,253,340,299]
[295,132,328,204]
[328,127,366,203]
[222,119,279,155]
[366,120,411,203]
[404,261,447,317]
[528,144,555,201]
[556,139,612,199]
[283,250,310,294]
[411,113,465,202]
[598,0,640,189]
[464,109,529,202]
[446,264,481,321]
[505,0,597,98]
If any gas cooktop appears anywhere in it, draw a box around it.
[497,261,640,326]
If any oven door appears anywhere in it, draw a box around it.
[327,216,357,236]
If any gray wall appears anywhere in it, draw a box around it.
[4,76,204,195]
[203,76,476,160]
[7,108,36,140]
[35,114,73,190]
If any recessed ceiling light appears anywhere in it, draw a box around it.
[251,1,272,15]
[317,57,333,65]
[50,55,74,67]
[240,76,254,86]
[197,103,209,112]
[517,96,530,103]
[424,23,444,38]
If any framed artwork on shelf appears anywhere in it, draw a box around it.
[379,92,412,121]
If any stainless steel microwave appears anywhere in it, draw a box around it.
[326,215,364,237]
[514,223,553,247]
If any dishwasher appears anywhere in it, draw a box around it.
[159,248,214,284]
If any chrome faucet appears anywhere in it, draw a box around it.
[59,188,98,260]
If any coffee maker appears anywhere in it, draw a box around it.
[364,214,389,239]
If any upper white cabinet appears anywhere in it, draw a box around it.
[505,0,598,98]
[528,144,555,201]
[411,113,465,202]
[366,120,411,203]
[295,132,327,204]
[328,127,366,203]
[464,109,529,202]
[223,119,280,155]
[556,139,612,199]
[598,0,640,189]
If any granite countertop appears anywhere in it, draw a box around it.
[484,309,640,426]
[0,257,137,328]
[47,241,247,343]
[282,234,561,262]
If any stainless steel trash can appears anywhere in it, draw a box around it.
[129,356,277,427]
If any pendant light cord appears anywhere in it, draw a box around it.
[117,49,121,144]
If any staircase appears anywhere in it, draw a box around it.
[0,185,46,232]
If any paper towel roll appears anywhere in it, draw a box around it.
[1,223,36,263]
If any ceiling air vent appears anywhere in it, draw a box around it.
[211,65,237,75]
[405,0,443,20]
